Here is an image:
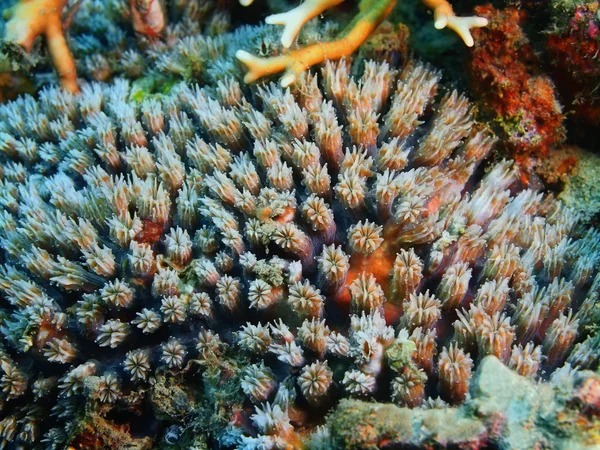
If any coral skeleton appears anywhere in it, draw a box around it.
[0,50,598,448]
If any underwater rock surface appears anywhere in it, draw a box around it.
[323,356,600,450]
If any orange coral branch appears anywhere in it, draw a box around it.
[3,0,79,93]
[237,0,397,87]
[238,0,488,85]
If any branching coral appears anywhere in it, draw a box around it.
[3,0,79,93]
[236,0,488,86]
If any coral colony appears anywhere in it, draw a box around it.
[0,0,598,450]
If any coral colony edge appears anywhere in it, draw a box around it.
[0,1,599,450]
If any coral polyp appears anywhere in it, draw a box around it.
[0,52,599,449]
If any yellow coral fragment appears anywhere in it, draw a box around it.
[3,0,79,93]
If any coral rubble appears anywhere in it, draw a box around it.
[0,39,599,449]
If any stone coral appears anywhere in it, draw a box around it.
[0,50,599,449]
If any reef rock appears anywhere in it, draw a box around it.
[323,356,600,449]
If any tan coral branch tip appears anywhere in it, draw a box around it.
[3,0,80,93]
[265,0,347,49]
[421,0,488,47]
[237,0,488,86]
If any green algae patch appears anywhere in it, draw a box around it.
[129,75,179,103]
[385,332,417,372]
